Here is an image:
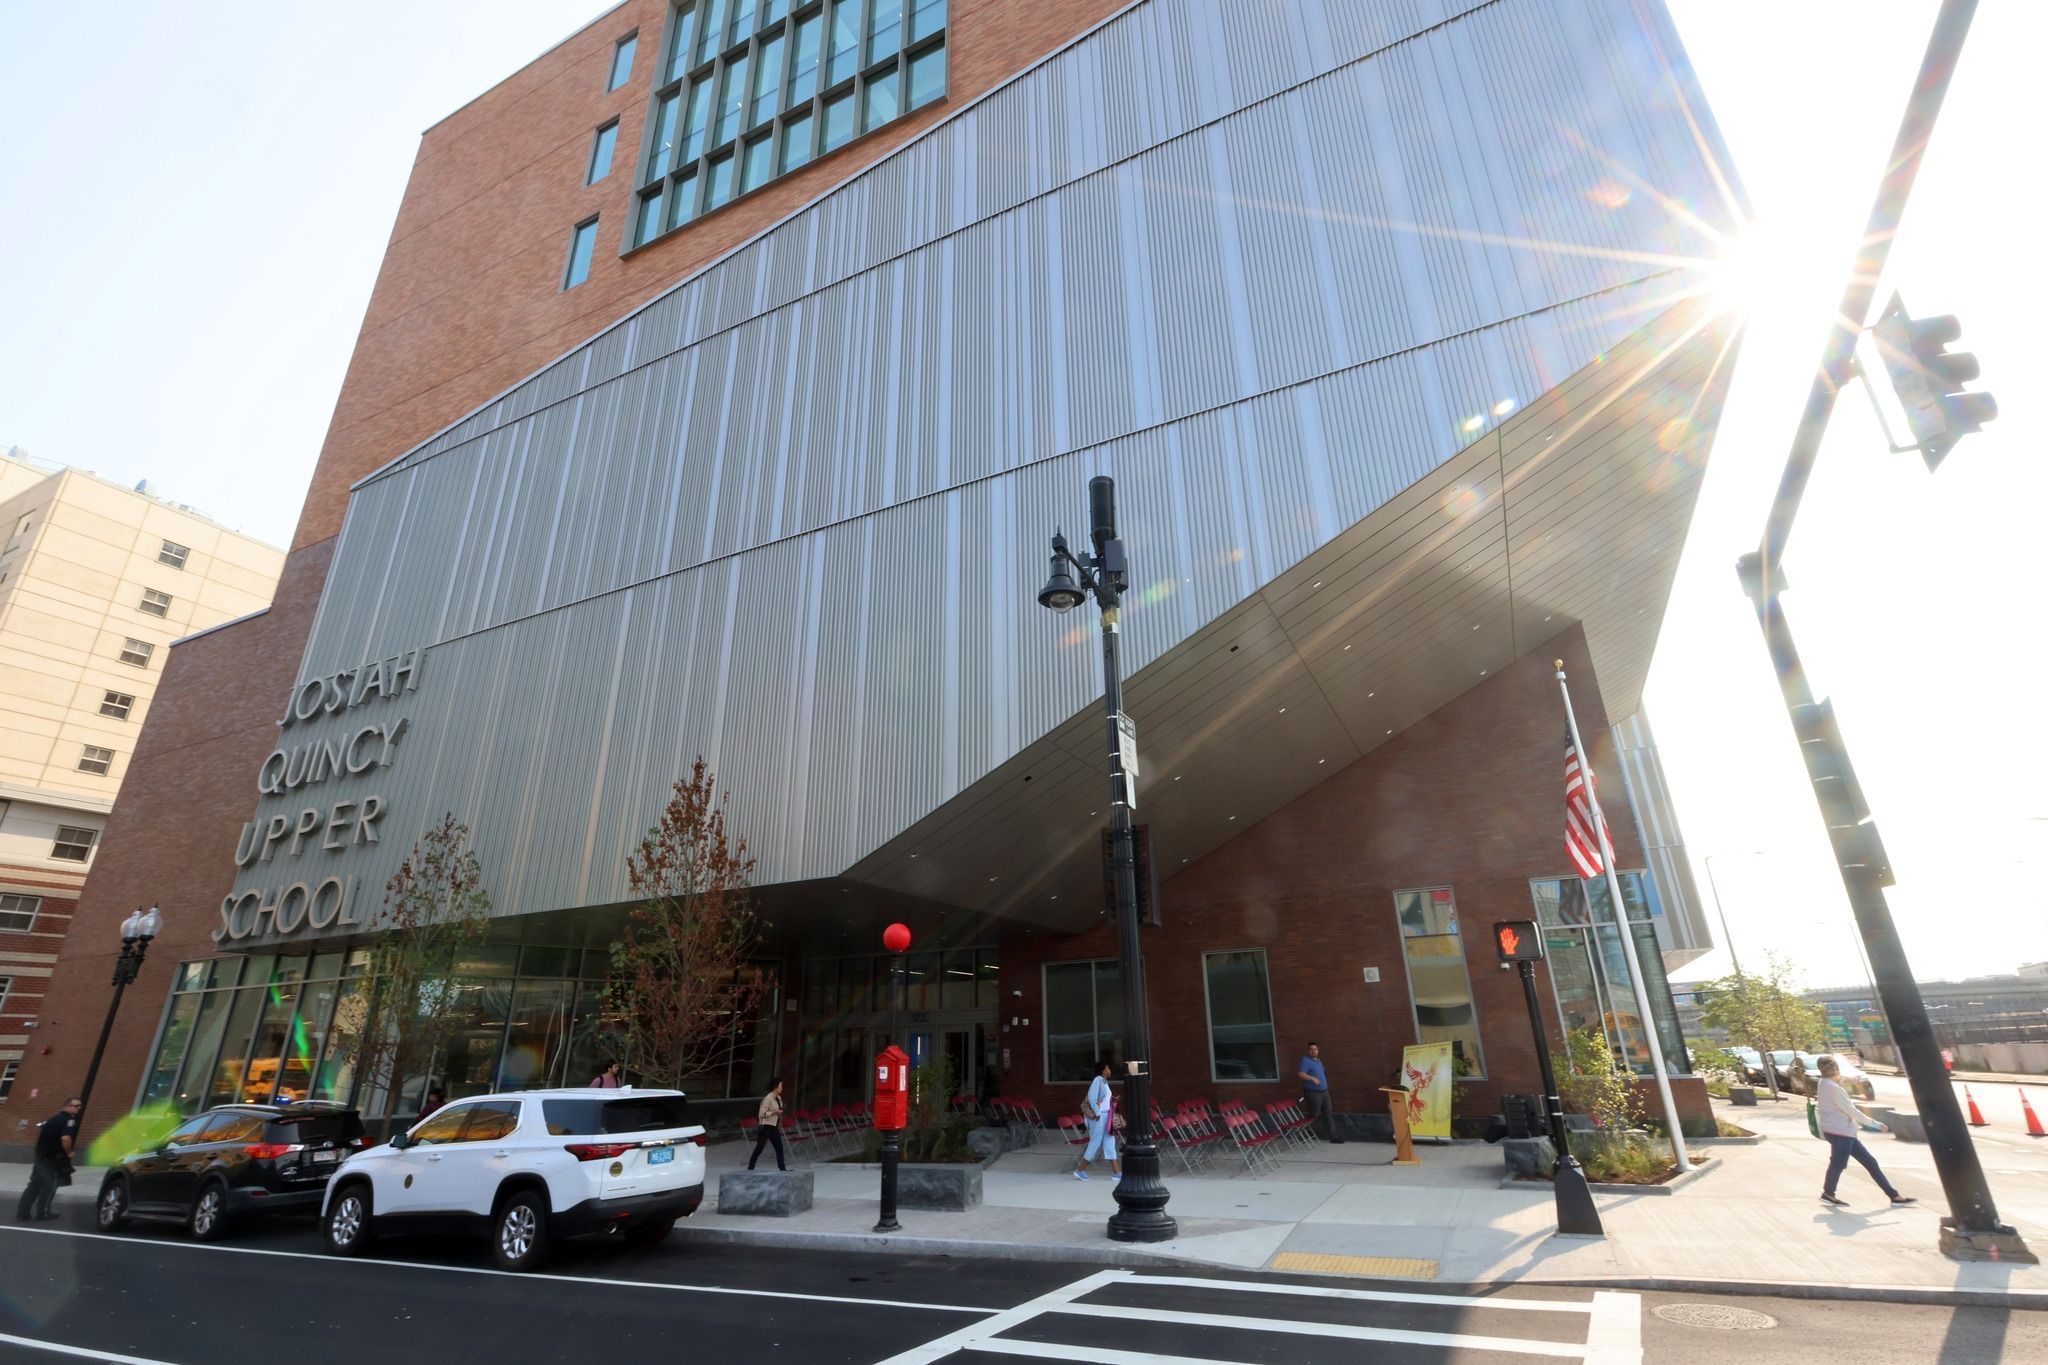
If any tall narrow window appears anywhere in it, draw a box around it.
[1203,951,1279,1081]
[716,52,751,144]
[119,638,154,668]
[646,90,681,185]
[100,690,135,720]
[1394,887,1484,1075]
[0,1061,16,1100]
[563,218,598,289]
[788,11,821,105]
[683,76,714,161]
[637,188,666,246]
[868,0,903,64]
[608,32,638,91]
[78,745,115,776]
[139,588,172,617]
[750,31,784,130]
[158,540,189,568]
[587,121,619,184]
[1042,960,1122,1083]
[696,0,728,64]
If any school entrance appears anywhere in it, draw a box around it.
[793,944,1002,1109]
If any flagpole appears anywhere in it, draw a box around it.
[1556,661,1692,1173]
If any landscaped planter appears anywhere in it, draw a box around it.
[897,1162,984,1210]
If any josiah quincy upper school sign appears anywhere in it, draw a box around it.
[216,647,424,944]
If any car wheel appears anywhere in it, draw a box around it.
[189,1182,231,1242]
[625,1215,676,1247]
[97,1179,131,1232]
[325,1183,375,1257]
[491,1190,551,1272]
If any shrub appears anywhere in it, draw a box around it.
[1558,1028,1645,1133]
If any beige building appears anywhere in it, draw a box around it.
[0,447,283,1102]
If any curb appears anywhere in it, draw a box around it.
[675,1222,1215,1270]
[1528,1275,2048,1311]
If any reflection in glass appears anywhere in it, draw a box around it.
[202,988,266,1107]
[780,113,814,173]
[1394,888,1484,1074]
[141,992,201,1106]
[696,0,728,64]
[499,980,573,1089]
[638,188,666,246]
[648,91,681,184]
[910,0,945,43]
[708,151,736,207]
[788,13,821,106]
[864,66,900,130]
[751,32,784,128]
[717,54,752,144]
[868,0,902,63]
[684,76,714,161]
[1044,962,1096,1083]
[822,91,854,151]
[828,0,860,83]
[670,170,700,228]
[1204,951,1279,1080]
[907,42,945,110]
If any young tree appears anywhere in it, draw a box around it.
[602,759,765,1089]
[1696,953,1829,1064]
[336,814,494,1118]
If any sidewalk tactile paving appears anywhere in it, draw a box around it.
[1269,1251,1439,1279]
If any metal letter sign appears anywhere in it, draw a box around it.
[1494,920,1544,964]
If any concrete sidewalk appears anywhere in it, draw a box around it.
[9,1101,2043,1305]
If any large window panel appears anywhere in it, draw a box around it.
[1203,951,1279,1081]
[1530,872,1690,1075]
[140,991,202,1107]
[1394,888,1484,1076]
[1044,959,1121,1083]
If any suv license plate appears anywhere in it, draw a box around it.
[314,1150,339,1164]
[648,1146,675,1166]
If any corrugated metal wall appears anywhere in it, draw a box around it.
[243,0,1738,926]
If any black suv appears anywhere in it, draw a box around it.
[97,1103,367,1240]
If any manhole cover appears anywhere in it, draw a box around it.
[1653,1304,1779,1331]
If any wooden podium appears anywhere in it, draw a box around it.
[1381,1087,1421,1165]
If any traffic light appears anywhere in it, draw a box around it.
[1872,292,1997,471]
[1494,920,1545,964]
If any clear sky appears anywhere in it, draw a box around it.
[0,3,2039,987]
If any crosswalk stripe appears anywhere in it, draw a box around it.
[1583,1291,1644,1365]
[969,1340,1262,1365]
[1130,1272,1598,1314]
[1046,1301,1587,1358]
[871,1269,1127,1365]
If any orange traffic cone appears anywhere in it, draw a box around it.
[1965,1087,1989,1127]
[2021,1089,2047,1139]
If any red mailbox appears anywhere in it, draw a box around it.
[873,1045,910,1131]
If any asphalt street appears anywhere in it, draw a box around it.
[0,1202,2043,1363]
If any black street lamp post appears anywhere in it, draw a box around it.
[77,906,163,1127]
[1036,475,1176,1243]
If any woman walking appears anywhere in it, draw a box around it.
[748,1077,788,1172]
[1816,1055,1914,1208]
[1073,1060,1121,1183]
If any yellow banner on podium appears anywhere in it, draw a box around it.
[1400,1042,1455,1140]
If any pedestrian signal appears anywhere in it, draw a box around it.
[1494,920,1544,963]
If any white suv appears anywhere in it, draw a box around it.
[320,1088,705,1271]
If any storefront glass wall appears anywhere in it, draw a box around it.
[1530,871,1689,1075]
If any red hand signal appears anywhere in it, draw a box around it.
[1498,924,1521,957]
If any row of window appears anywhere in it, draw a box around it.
[563,0,948,289]
[0,894,42,933]
[5,520,188,568]
[1040,877,1682,1085]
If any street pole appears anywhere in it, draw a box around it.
[1737,0,2028,1261]
[1516,958,1603,1237]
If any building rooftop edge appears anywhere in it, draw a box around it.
[421,0,635,135]
[2,451,287,554]
[172,607,273,648]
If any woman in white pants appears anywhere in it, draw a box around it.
[1075,1060,1121,1182]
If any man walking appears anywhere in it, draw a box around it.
[16,1097,81,1221]
[1297,1043,1344,1143]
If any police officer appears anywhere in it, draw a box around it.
[16,1097,80,1221]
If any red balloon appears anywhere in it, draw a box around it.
[882,922,912,953]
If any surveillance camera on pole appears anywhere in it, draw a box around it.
[1871,292,1997,471]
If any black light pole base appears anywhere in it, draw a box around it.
[1551,1156,1604,1238]
[874,1132,902,1233]
[1107,1137,1178,1243]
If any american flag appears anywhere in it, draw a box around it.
[1564,733,1607,880]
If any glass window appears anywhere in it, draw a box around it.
[976,950,1000,1010]
[728,0,757,45]
[670,169,700,228]
[707,151,736,207]
[162,1114,216,1148]
[647,90,681,184]
[741,132,774,192]
[139,588,172,617]
[1393,888,1484,1075]
[499,979,573,1089]
[764,0,789,24]
[862,65,900,131]
[0,976,9,1011]
[0,893,42,932]
[1203,951,1279,1081]
[716,52,751,144]
[100,690,134,720]
[461,1101,522,1142]
[518,945,575,978]
[822,90,854,150]
[119,638,153,667]
[277,977,338,1103]
[941,950,976,1010]
[0,1061,15,1101]
[608,32,638,91]
[201,987,268,1107]
[780,112,814,173]
[666,7,695,82]
[168,988,234,1114]
[312,976,372,1103]
[158,540,188,568]
[240,981,302,1104]
[637,188,666,246]
[750,31,784,129]
[827,0,860,82]
[1530,874,1688,1076]
[788,12,821,105]
[910,0,945,43]
[78,745,114,775]
[839,956,876,1014]
[409,1104,474,1145]
[588,121,618,183]
[903,951,940,1011]
[907,41,945,110]
[204,1112,268,1144]
[52,825,98,861]
[1043,960,1121,1083]
[563,218,598,289]
[868,0,902,63]
[695,0,728,64]
[542,1094,695,1135]
[683,75,714,160]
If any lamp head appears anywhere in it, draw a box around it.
[137,905,162,939]
[1037,532,1085,613]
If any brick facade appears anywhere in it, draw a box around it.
[995,628,1709,1128]
[9,0,1129,1150]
